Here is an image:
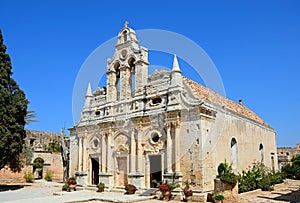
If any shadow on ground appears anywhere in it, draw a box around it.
[257,188,300,202]
[0,184,31,192]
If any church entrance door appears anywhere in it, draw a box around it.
[117,157,128,186]
[149,155,162,187]
[91,158,99,185]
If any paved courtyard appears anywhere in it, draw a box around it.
[0,179,299,203]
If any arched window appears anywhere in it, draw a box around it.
[123,30,127,42]
[113,62,121,100]
[259,144,264,163]
[128,57,135,95]
[231,138,238,170]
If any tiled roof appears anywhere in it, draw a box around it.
[182,76,270,127]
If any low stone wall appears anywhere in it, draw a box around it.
[214,178,238,203]
[0,153,63,183]
[0,166,29,183]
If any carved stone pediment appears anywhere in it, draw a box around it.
[114,134,129,154]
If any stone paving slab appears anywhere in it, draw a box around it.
[239,179,300,203]
[1,190,153,203]
[0,179,299,203]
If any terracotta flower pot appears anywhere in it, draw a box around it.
[162,190,171,200]
[68,184,76,192]
[184,195,192,202]
[97,187,104,192]
[126,188,136,194]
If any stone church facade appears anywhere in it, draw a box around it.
[69,24,278,194]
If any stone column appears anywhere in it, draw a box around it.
[99,128,113,188]
[136,128,143,174]
[130,129,136,174]
[76,132,87,186]
[78,135,83,171]
[82,130,87,172]
[107,133,113,173]
[174,121,181,174]
[101,134,107,172]
[120,66,131,100]
[166,123,173,173]
[135,124,145,188]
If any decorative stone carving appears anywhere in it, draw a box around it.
[114,134,129,154]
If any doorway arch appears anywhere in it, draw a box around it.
[33,157,44,179]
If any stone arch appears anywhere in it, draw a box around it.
[230,137,238,171]
[114,61,121,100]
[33,157,44,179]
[113,131,130,154]
[112,131,130,187]
[122,30,128,42]
[259,143,264,163]
[128,56,136,94]
[88,134,101,152]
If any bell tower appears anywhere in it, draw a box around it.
[106,22,149,102]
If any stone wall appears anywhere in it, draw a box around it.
[0,152,63,183]
[214,178,238,203]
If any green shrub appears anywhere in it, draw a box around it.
[217,160,238,186]
[220,172,238,186]
[258,175,273,191]
[62,183,69,191]
[217,160,232,176]
[214,194,224,200]
[24,172,34,183]
[238,162,285,193]
[33,157,44,169]
[282,155,300,180]
[45,140,61,152]
[44,170,53,181]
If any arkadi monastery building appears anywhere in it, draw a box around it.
[69,24,278,196]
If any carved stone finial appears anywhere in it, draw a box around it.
[124,21,129,27]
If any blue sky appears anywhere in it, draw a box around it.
[1,0,299,147]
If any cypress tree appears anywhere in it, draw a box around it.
[0,29,28,172]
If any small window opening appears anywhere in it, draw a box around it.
[123,30,127,42]
[95,110,100,116]
[93,139,99,148]
[152,97,162,104]
[152,133,159,143]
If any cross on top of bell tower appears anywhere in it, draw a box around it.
[115,22,138,50]
[124,21,129,28]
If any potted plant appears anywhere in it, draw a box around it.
[125,183,137,194]
[159,183,171,200]
[182,180,193,202]
[97,182,105,192]
[214,193,224,203]
[68,177,77,192]
[159,173,179,200]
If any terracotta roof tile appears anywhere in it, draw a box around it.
[182,76,269,127]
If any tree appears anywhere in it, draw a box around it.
[25,110,38,124]
[0,29,28,172]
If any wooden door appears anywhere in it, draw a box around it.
[117,157,128,186]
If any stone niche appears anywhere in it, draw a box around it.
[214,178,238,203]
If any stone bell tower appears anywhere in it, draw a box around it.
[106,22,149,102]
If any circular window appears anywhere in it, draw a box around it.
[151,133,160,143]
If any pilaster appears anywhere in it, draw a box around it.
[101,134,107,172]
[166,123,173,174]
[174,118,182,176]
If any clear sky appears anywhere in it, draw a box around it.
[1,0,299,147]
